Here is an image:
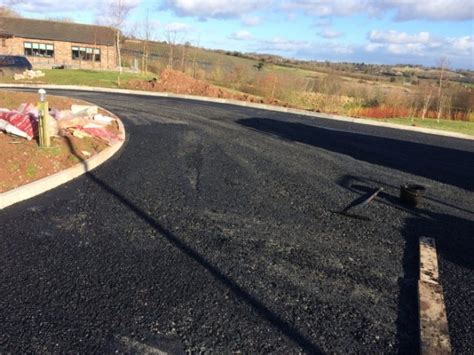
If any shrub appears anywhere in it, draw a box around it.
[362,97,380,108]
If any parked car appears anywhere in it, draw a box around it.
[0,55,33,78]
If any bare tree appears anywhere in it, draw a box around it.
[0,7,20,17]
[270,75,278,100]
[165,30,178,69]
[181,41,189,73]
[421,85,433,120]
[436,57,450,123]
[140,11,153,74]
[191,34,200,78]
[408,95,416,124]
[0,0,23,17]
[100,0,136,73]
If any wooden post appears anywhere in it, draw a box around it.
[38,101,50,147]
[38,89,50,148]
[418,237,452,355]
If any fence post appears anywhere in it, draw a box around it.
[38,88,50,147]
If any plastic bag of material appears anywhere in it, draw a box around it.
[0,118,30,139]
[58,116,92,130]
[48,117,59,137]
[17,103,39,118]
[72,129,92,139]
[0,111,38,139]
[71,105,98,116]
[83,122,104,129]
[51,109,74,121]
[79,126,119,144]
[93,114,114,125]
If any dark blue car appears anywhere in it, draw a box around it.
[0,55,33,77]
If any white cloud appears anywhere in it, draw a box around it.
[255,36,354,57]
[229,30,253,40]
[318,29,343,39]
[286,12,297,21]
[164,22,193,32]
[365,30,473,62]
[161,0,472,22]
[325,42,353,54]
[293,42,355,59]
[282,0,379,17]
[259,37,312,52]
[449,35,474,53]
[368,30,431,44]
[386,0,473,21]
[282,0,473,21]
[15,0,140,14]
[160,0,270,19]
[386,43,424,55]
[241,15,261,26]
[14,0,98,12]
[314,18,332,27]
[364,43,383,52]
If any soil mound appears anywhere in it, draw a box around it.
[128,69,289,107]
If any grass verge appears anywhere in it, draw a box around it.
[368,117,474,136]
[1,69,154,87]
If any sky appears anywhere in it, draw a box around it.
[8,0,474,69]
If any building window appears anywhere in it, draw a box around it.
[71,46,79,59]
[72,46,101,62]
[94,48,101,62]
[24,42,54,57]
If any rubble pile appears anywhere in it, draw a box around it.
[14,70,45,80]
[0,103,120,145]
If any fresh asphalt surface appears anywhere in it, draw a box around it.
[1,90,473,354]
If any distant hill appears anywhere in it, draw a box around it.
[122,37,474,85]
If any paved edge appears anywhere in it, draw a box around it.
[418,237,452,355]
[0,105,126,210]
[0,84,473,141]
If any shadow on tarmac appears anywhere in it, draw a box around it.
[237,117,474,352]
[236,117,474,191]
[64,136,322,354]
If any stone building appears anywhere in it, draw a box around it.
[0,17,117,70]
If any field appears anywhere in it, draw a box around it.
[2,38,473,135]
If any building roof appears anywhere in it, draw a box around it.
[0,17,116,46]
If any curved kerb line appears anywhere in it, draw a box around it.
[0,102,126,210]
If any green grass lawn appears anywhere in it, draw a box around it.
[1,69,154,87]
[372,117,474,136]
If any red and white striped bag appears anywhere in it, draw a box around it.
[0,110,38,140]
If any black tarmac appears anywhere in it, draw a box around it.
[1,91,473,354]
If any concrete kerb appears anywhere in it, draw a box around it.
[1,84,473,141]
[0,105,126,210]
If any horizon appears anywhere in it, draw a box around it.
[6,0,474,70]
